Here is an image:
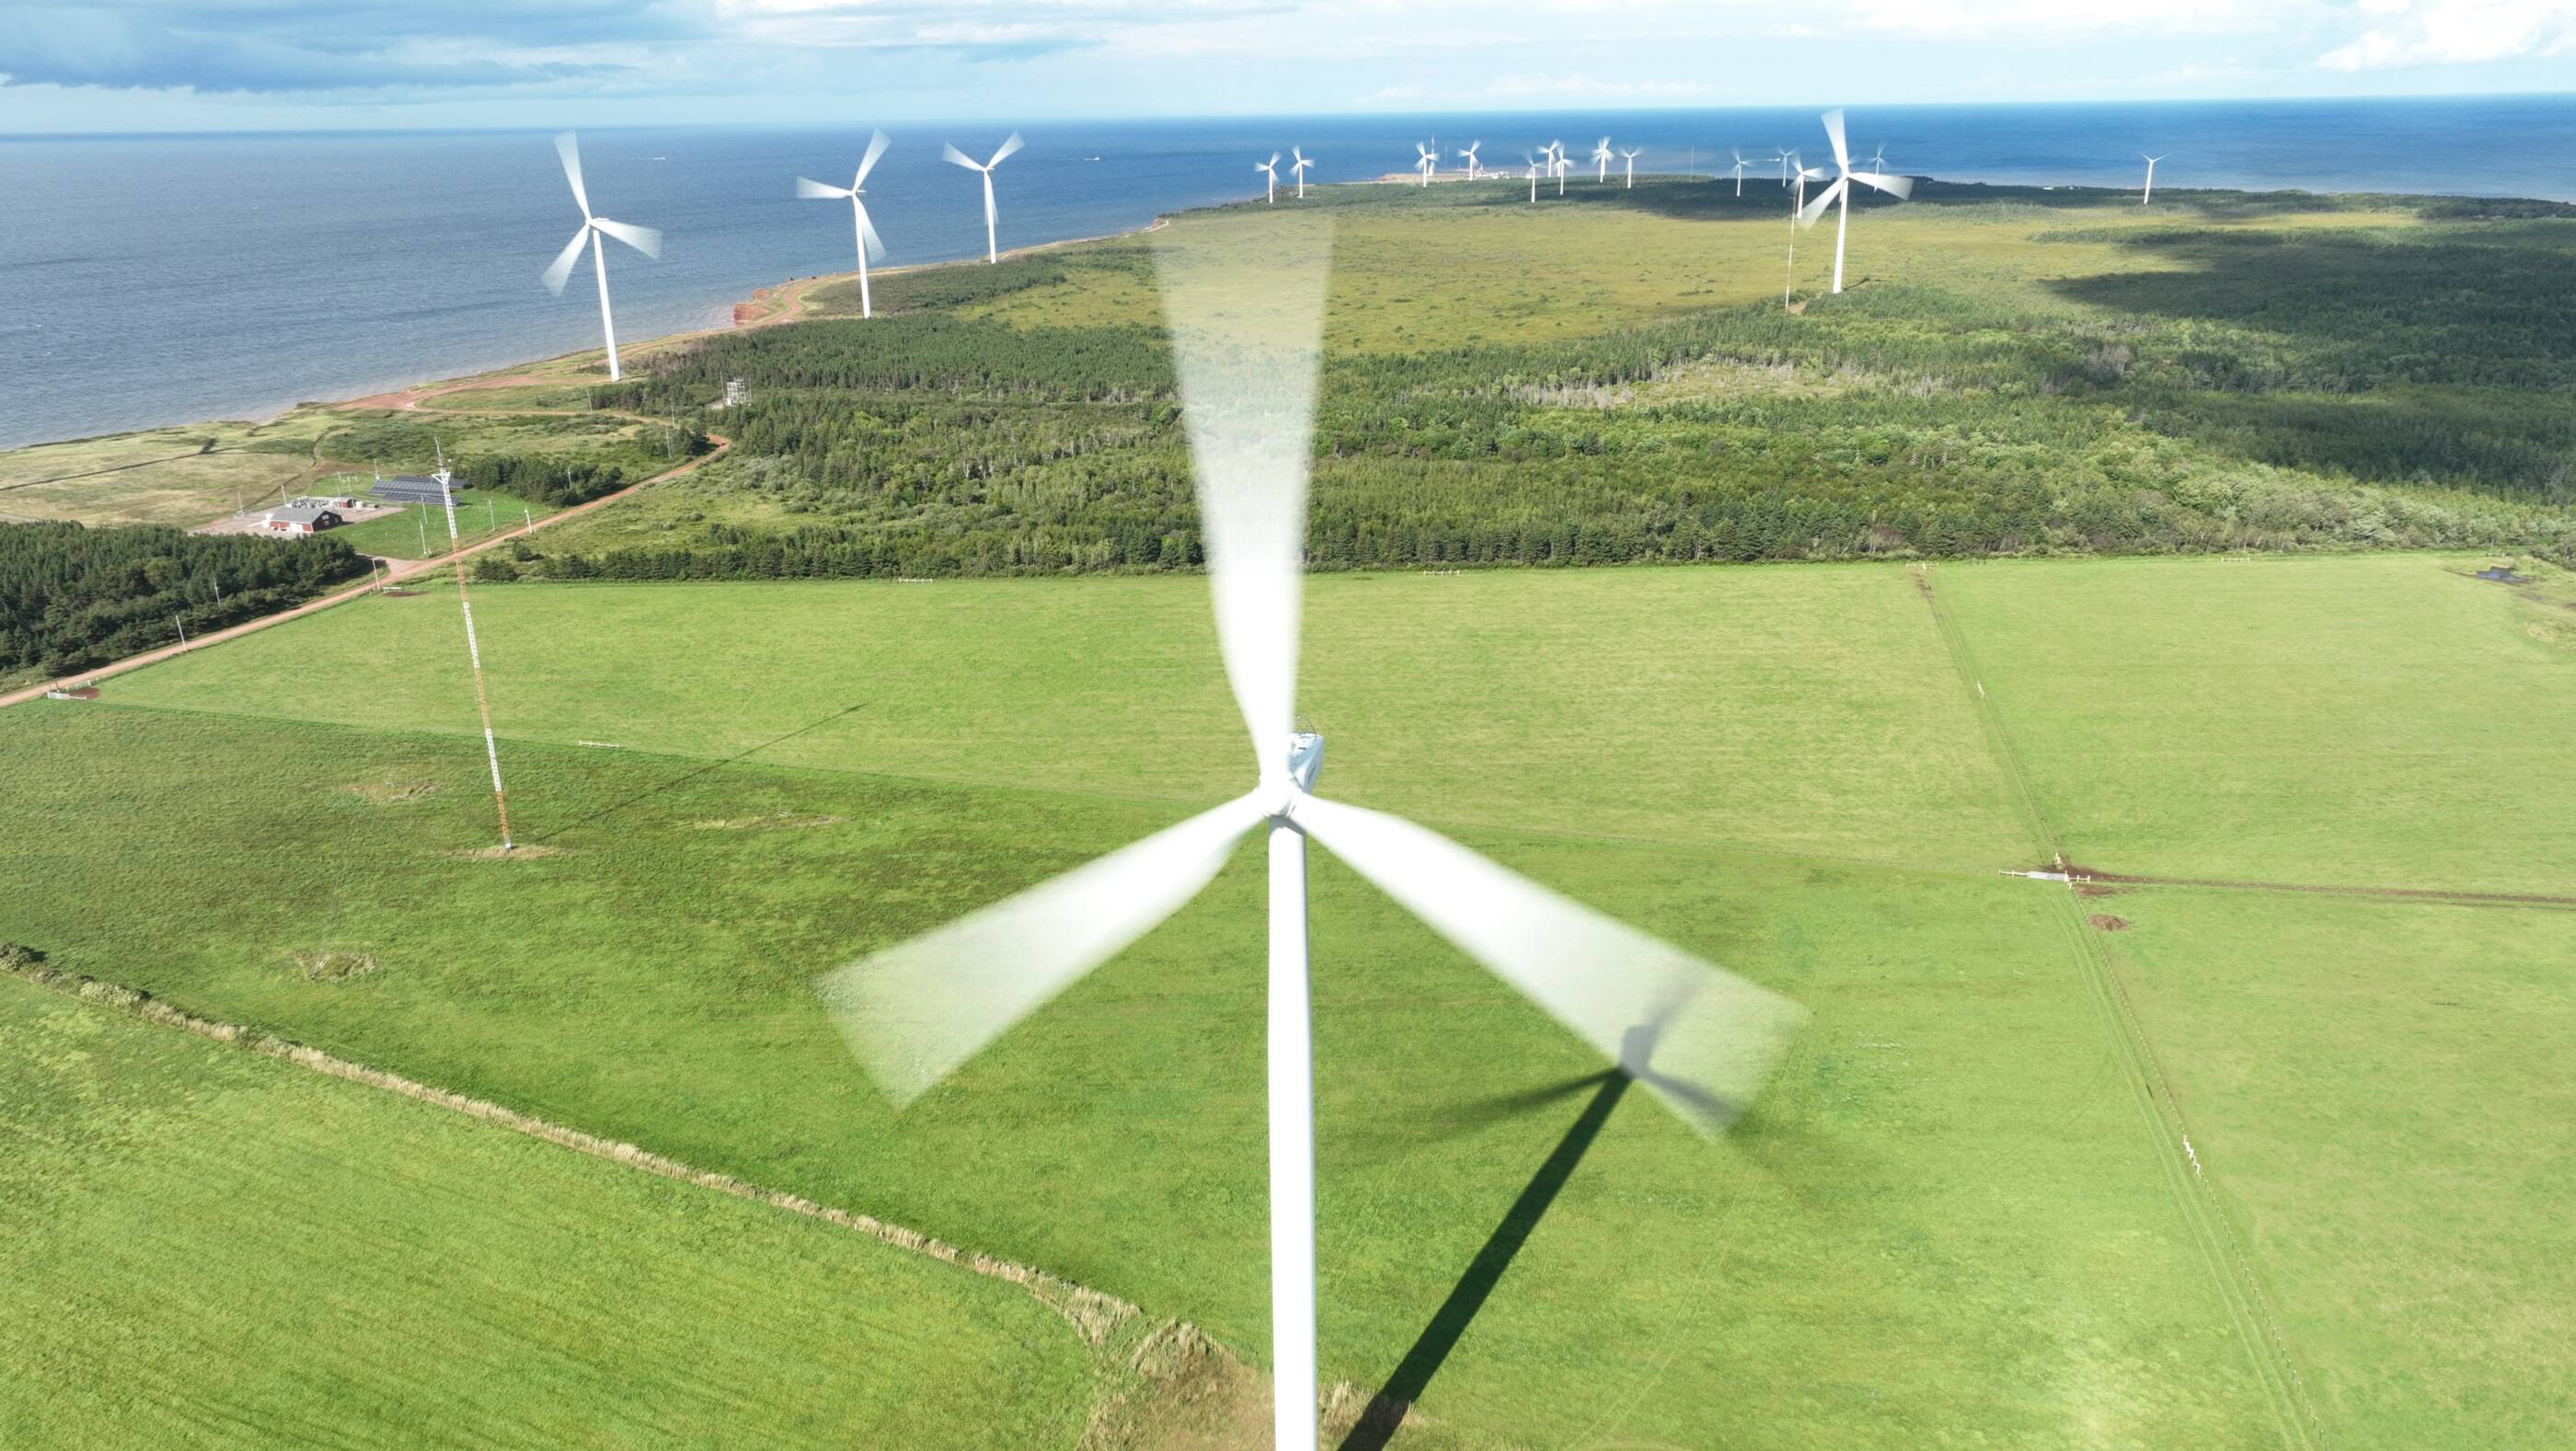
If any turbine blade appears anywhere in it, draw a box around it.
[1821,109,1849,172]
[540,225,589,294]
[555,132,592,219]
[1851,170,1915,201]
[855,129,891,187]
[1153,215,1332,775]
[592,217,661,259]
[821,794,1269,1105]
[989,131,1024,167]
[1296,796,1805,1138]
[941,143,981,170]
[855,200,887,261]
[1799,178,1845,227]
[797,177,852,200]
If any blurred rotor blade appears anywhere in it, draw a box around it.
[797,177,852,200]
[592,217,661,259]
[855,199,887,261]
[988,131,1024,167]
[821,793,1268,1105]
[941,143,981,170]
[1154,214,1332,776]
[1851,170,1915,201]
[1296,796,1805,1138]
[1799,178,1846,227]
[539,225,590,295]
[855,129,891,187]
[1821,109,1849,172]
[554,132,592,218]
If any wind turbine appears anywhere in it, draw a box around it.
[539,132,661,383]
[1547,140,1569,195]
[2141,153,2167,206]
[1860,142,1890,173]
[1290,146,1315,200]
[1591,137,1614,183]
[1727,149,1757,197]
[1783,156,1828,307]
[1457,141,1482,180]
[941,132,1024,264]
[1619,146,1641,189]
[1798,109,1915,296]
[1524,153,1542,202]
[821,217,1805,1451]
[1773,147,1793,186]
[1416,142,1438,187]
[796,131,891,319]
[1257,153,1282,204]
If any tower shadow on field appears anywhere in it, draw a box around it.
[535,700,871,843]
[1338,1067,1632,1451]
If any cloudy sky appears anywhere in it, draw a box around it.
[1,1,2570,132]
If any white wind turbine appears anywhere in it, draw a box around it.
[1798,109,1915,296]
[1591,136,1614,183]
[796,130,891,319]
[1416,141,1438,187]
[941,132,1024,264]
[1619,146,1641,189]
[1290,146,1315,199]
[821,217,1804,1451]
[1524,153,1543,202]
[1257,153,1282,204]
[1728,149,1756,196]
[1783,155,1828,306]
[2141,153,2167,206]
[539,132,662,383]
[1773,147,1793,186]
[1457,140,1482,180]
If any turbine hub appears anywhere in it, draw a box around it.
[1286,731,1325,792]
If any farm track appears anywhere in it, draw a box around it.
[1913,564,2327,1451]
[2074,868,2576,911]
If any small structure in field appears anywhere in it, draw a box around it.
[261,501,344,535]
[373,475,457,506]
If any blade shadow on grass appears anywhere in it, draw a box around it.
[1339,1067,1631,1451]
[534,700,872,843]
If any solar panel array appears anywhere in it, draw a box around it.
[371,475,454,505]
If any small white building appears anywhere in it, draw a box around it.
[261,502,345,535]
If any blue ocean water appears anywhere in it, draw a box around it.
[2,95,2570,452]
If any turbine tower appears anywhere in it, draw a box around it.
[796,131,891,318]
[2141,153,2167,206]
[1257,153,1281,204]
[1592,137,1614,183]
[941,132,1024,264]
[1457,141,1482,180]
[1798,109,1915,295]
[1729,148,1756,196]
[1290,146,1315,199]
[1524,153,1542,202]
[1784,156,1828,307]
[539,132,661,383]
[822,216,1805,1451]
[1619,146,1641,189]
[1416,142,1438,186]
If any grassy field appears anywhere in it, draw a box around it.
[328,487,558,560]
[0,971,1121,1448]
[0,416,345,527]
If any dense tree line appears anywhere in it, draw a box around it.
[0,522,368,678]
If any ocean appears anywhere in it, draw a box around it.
[3,94,2570,452]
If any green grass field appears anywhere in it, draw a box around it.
[0,972,1118,1448]
[328,488,557,560]
[12,548,2569,1446]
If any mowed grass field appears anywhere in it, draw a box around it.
[11,549,2571,1445]
[0,974,1112,1448]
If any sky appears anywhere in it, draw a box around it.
[0,1,2570,132]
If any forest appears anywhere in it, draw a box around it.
[0,522,368,680]
[526,184,2576,582]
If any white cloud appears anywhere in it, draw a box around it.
[1482,72,1712,98]
[2316,0,2576,71]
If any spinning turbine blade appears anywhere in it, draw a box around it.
[1822,109,1850,172]
[1154,217,1332,772]
[1850,170,1915,201]
[540,225,590,294]
[797,176,851,200]
[856,202,887,261]
[592,217,661,258]
[1294,796,1805,1137]
[856,129,891,187]
[822,794,1269,1105]
[555,132,592,218]
[941,143,981,170]
[1799,178,1846,227]
[988,132,1025,167]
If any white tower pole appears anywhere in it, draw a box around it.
[1832,184,1851,294]
[589,228,621,381]
[854,202,874,317]
[439,474,514,851]
[983,172,999,263]
[1268,815,1317,1451]
[2143,156,2158,207]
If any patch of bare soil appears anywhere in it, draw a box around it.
[2073,881,2132,899]
[448,844,569,860]
[2087,914,2133,932]
[1086,1325,1273,1451]
[688,812,848,832]
[291,950,380,982]
[342,780,440,804]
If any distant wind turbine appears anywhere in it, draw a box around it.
[2141,153,2167,206]
[1784,155,1828,307]
[1524,153,1542,202]
[1290,146,1315,200]
[820,217,1805,1451]
[1416,142,1438,187]
[539,132,661,383]
[1773,147,1793,186]
[1457,141,1482,180]
[1257,153,1281,204]
[1729,148,1756,196]
[796,130,891,319]
[940,132,1024,264]
[1619,146,1641,189]
[1548,140,1569,195]
[1592,136,1614,183]
[1798,109,1915,295]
